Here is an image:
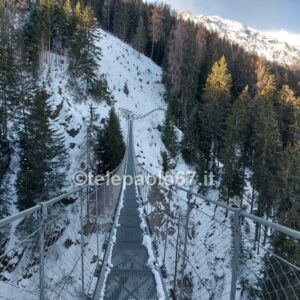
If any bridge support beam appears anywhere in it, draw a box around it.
[230,210,242,300]
[80,188,85,298]
[39,203,47,300]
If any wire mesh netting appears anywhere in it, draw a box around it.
[0,209,42,299]
[42,192,97,300]
[238,223,300,300]
[135,160,300,300]
[0,157,126,300]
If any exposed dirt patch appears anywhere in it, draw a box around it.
[50,100,63,119]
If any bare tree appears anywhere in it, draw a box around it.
[167,20,186,96]
[149,3,164,59]
[102,0,112,28]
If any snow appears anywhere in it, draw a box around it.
[140,206,166,300]
[264,30,300,48]
[99,168,125,299]
[179,11,300,66]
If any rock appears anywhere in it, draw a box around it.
[64,239,73,249]
[67,127,81,137]
[50,100,64,119]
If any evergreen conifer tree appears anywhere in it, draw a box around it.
[252,68,281,229]
[221,86,251,209]
[161,112,179,158]
[262,144,300,299]
[96,108,125,174]
[201,56,232,173]
[276,85,299,147]
[161,150,174,175]
[113,0,130,41]
[17,89,67,210]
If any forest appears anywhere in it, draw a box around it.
[0,0,299,295]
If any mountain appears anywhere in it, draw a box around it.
[179,11,300,67]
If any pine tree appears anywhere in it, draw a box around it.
[221,86,251,209]
[69,4,100,96]
[96,108,125,174]
[181,108,199,163]
[0,1,18,140]
[161,112,179,158]
[17,89,67,210]
[252,68,281,230]
[38,0,56,56]
[276,85,300,147]
[22,6,41,71]
[123,81,129,96]
[61,0,73,47]
[114,0,128,40]
[74,1,81,20]
[63,0,71,16]
[161,150,174,175]
[132,16,147,53]
[262,144,300,299]
[201,56,232,173]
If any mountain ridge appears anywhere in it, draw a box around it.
[179,11,300,67]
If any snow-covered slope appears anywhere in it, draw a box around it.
[180,11,300,67]
[39,29,168,189]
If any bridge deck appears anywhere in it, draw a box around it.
[101,121,158,300]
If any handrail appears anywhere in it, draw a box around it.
[0,205,42,228]
[133,107,166,120]
[175,185,300,241]
[134,156,300,241]
[0,123,130,230]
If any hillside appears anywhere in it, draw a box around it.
[180,11,300,67]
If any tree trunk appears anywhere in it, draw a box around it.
[250,187,255,214]
[240,166,246,209]
[150,22,155,59]
[151,39,154,60]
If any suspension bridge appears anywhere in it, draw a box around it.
[0,117,300,300]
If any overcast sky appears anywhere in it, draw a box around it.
[146,0,300,44]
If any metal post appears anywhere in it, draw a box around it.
[80,188,85,297]
[163,189,172,267]
[86,185,90,224]
[173,209,181,295]
[39,203,47,300]
[230,210,242,300]
[96,186,100,261]
[180,192,193,300]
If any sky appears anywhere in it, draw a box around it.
[146,0,300,46]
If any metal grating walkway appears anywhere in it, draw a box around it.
[101,120,158,300]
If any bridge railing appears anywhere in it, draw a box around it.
[134,160,300,300]
[0,159,127,300]
[0,187,85,300]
